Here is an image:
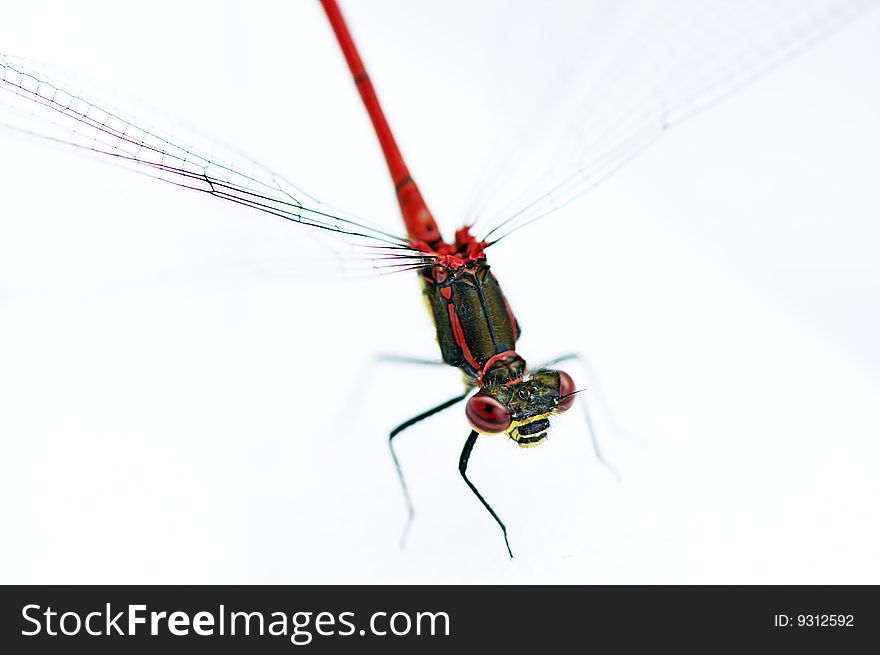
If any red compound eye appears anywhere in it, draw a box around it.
[465,394,512,434]
[556,370,576,413]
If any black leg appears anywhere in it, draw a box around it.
[542,352,620,481]
[459,430,513,558]
[390,392,469,547]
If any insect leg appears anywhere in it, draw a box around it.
[343,353,447,428]
[390,391,469,547]
[458,430,513,558]
[372,353,446,367]
[543,352,620,481]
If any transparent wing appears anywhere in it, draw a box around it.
[469,0,878,244]
[0,53,434,275]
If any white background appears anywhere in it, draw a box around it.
[1,0,879,583]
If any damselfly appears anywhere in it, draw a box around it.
[1,0,876,558]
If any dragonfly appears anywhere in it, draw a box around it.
[0,0,875,557]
